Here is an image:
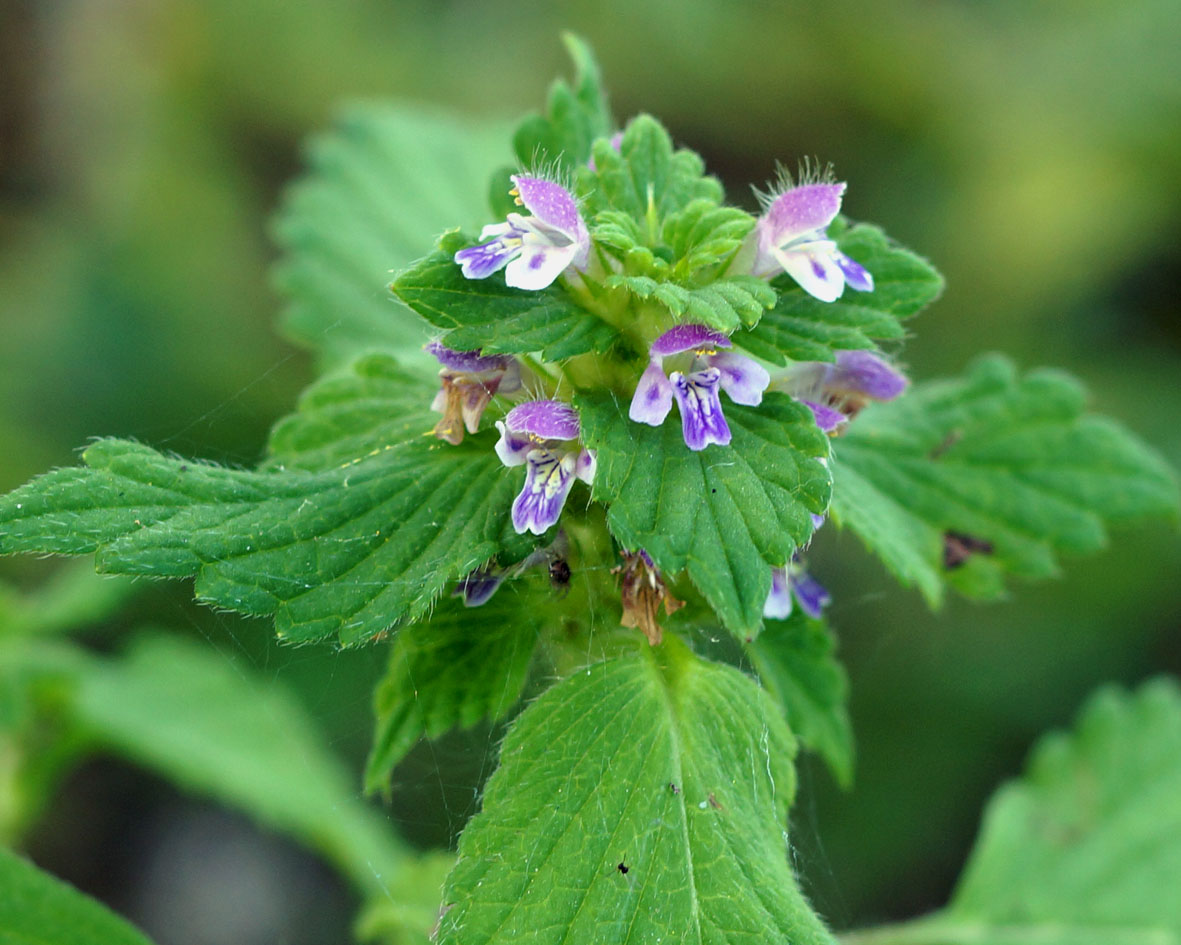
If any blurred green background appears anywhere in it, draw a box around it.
[1,0,1178,941]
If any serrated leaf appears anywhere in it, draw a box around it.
[605,273,775,334]
[663,199,756,276]
[578,391,831,638]
[831,355,1179,606]
[587,114,722,222]
[512,33,613,171]
[365,594,539,793]
[391,237,618,361]
[0,847,156,945]
[847,679,1181,945]
[436,643,837,945]
[61,635,408,897]
[745,610,854,787]
[264,353,436,473]
[735,222,943,365]
[0,437,525,645]
[272,104,512,369]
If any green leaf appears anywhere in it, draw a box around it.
[662,199,756,277]
[0,847,156,945]
[605,273,775,333]
[578,391,831,638]
[736,223,944,365]
[746,610,854,787]
[831,355,1179,606]
[436,642,836,945]
[845,678,1181,945]
[264,353,436,472]
[391,235,618,361]
[356,850,457,945]
[272,103,511,369]
[0,437,525,645]
[59,634,408,898]
[365,594,539,793]
[512,33,613,171]
[587,114,722,222]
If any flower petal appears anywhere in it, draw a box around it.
[494,420,532,467]
[505,400,581,441]
[829,350,908,401]
[671,368,731,450]
[575,448,597,485]
[511,450,577,536]
[650,324,732,358]
[774,243,846,302]
[837,253,874,293]
[802,399,848,434]
[791,570,831,619]
[710,350,770,406]
[455,565,505,607]
[455,233,521,280]
[512,175,583,237]
[628,360,675,425]
[426,342,511,374]
[504,240,579,291]
[764,182,845,246]
[764,566,793,619]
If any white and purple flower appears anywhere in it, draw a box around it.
[455,175,590,291]
[786,349,909,433]
[749,173,873,303]
[427,342,521,445]
[495,400,596,535]
[764,560,831,621]
[628,324,770,451]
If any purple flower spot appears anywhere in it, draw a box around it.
[650,324,732,358]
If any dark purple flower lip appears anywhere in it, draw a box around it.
[504,400,581,441]
[650,324,732,358]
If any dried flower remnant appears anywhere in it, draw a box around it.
[615,550,683,646]
[427,342,521,445]
[629,324,770,451]
[747,165,874,302]
[495,400,596,535]
[455,175,590,290]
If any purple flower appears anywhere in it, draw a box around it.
[455,175,590,291]
[427,342,522,445]
[749,172,873,302]
[764,561,831,621]
[495,400,596,535]
[787,349,908,432]
[628,324,770,451]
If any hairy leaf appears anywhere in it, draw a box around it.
[512,33,613,171]
[365,594,539,793]
[578,391,831,638]
[0,437,525,645]
[587,114,722,222]
[832,355,1179,606]
[62,635,408,897]
[0,847,156,945]
[736,222,943,365]
[437,643,836,945]
[746,610,854,787]
[391,234,618,361]
[264,353,437,473]
[846,679,1181,945]
[272,104,511,368]
[605,273,775,333]
[663,199,756,277]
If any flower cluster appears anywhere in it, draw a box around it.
[425,145,908,643]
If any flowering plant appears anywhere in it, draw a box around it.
[0,34,1176,945]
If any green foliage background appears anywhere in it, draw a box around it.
[1,0,1177,937]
